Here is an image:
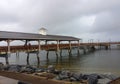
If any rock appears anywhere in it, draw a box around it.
[54,76,61,80]
[82,74,89,80]
[99,74,118,80]
[56,74,69,80]
[87,74,98,84]
[70,77,77,82]
[35,68,45,72]
[98,78,111,84]
[47,65,55,73]
[3,65,10,70]
[20,65,35,73]
[35,72,56,79]
[53,70,61,75]
[0,62,4,70]
[8,65,22,72]
[105,74,118,80]
[61,70,72,76]
[99,74,106,78]
[72,73,81,81]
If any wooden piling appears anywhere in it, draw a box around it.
[26,52,30,65]
[6,40,11,65]
[46,50,49,59]
[37,40,41,67]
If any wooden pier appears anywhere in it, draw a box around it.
[0,31,80,65]
[0,31,120,65]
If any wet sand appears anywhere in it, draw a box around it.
[0,71,65,84]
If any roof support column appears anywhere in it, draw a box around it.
[25,40,30,65]
[6,40,11,65]
[57,40,60,52]
[56,40,60,57]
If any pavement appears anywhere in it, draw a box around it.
[0,76,18,84]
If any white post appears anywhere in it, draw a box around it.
[7,40,10,54]
[38,40,41,53]
[56,40,60,57]
[57,40,60,52]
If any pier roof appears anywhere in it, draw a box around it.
[0,31,80,41]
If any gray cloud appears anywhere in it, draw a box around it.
[0,0,120,41]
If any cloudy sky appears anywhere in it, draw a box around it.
[0,0,120,42]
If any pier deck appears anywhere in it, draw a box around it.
[0,44,78,53]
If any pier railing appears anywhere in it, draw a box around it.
[0,44,79,53]
[0,42,120,53]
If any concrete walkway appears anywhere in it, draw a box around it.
[0,76,18,84]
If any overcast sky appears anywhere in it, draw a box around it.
[0,0,120,42]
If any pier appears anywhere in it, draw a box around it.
[0,31,120,65]
[0,31,80,65]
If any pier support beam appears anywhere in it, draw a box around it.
[6,40,11,65]
[16,51,19,57]
[56,40,60,57]
[45,40,49,59]
[83,46,87,54]
[60,49,62,56]
[46,50,49,59]
[77,40,80,55]
[26,52,30,65]
[68,41,72,55]
[25,40,29,65]
[37,40,41,67]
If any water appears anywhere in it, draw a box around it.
[0,48,120,75]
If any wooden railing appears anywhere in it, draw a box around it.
[0,44,79,53]
[0,42,120,53]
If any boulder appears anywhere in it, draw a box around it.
[53,70,61,75]
[35,72,56,79]
[70,77,77,81]
[47,65,55,73]
[0,62,4,70]
[98,78,111,84]
[72,73,81,81]
[8,65,22,72]
[87,74,99,84]
[56,74,69,80]
[20,65,35,73]
[35,68,45,72]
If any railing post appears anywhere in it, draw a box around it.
[59,41,63,56]
[57,40,60,52]
[56,40,60,57]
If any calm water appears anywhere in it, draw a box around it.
[0,48,120,75]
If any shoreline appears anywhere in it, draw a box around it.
[0,64,120,84]
[0,71,66,84]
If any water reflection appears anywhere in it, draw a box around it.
[44,49,82,70]
[1,49,120,75]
